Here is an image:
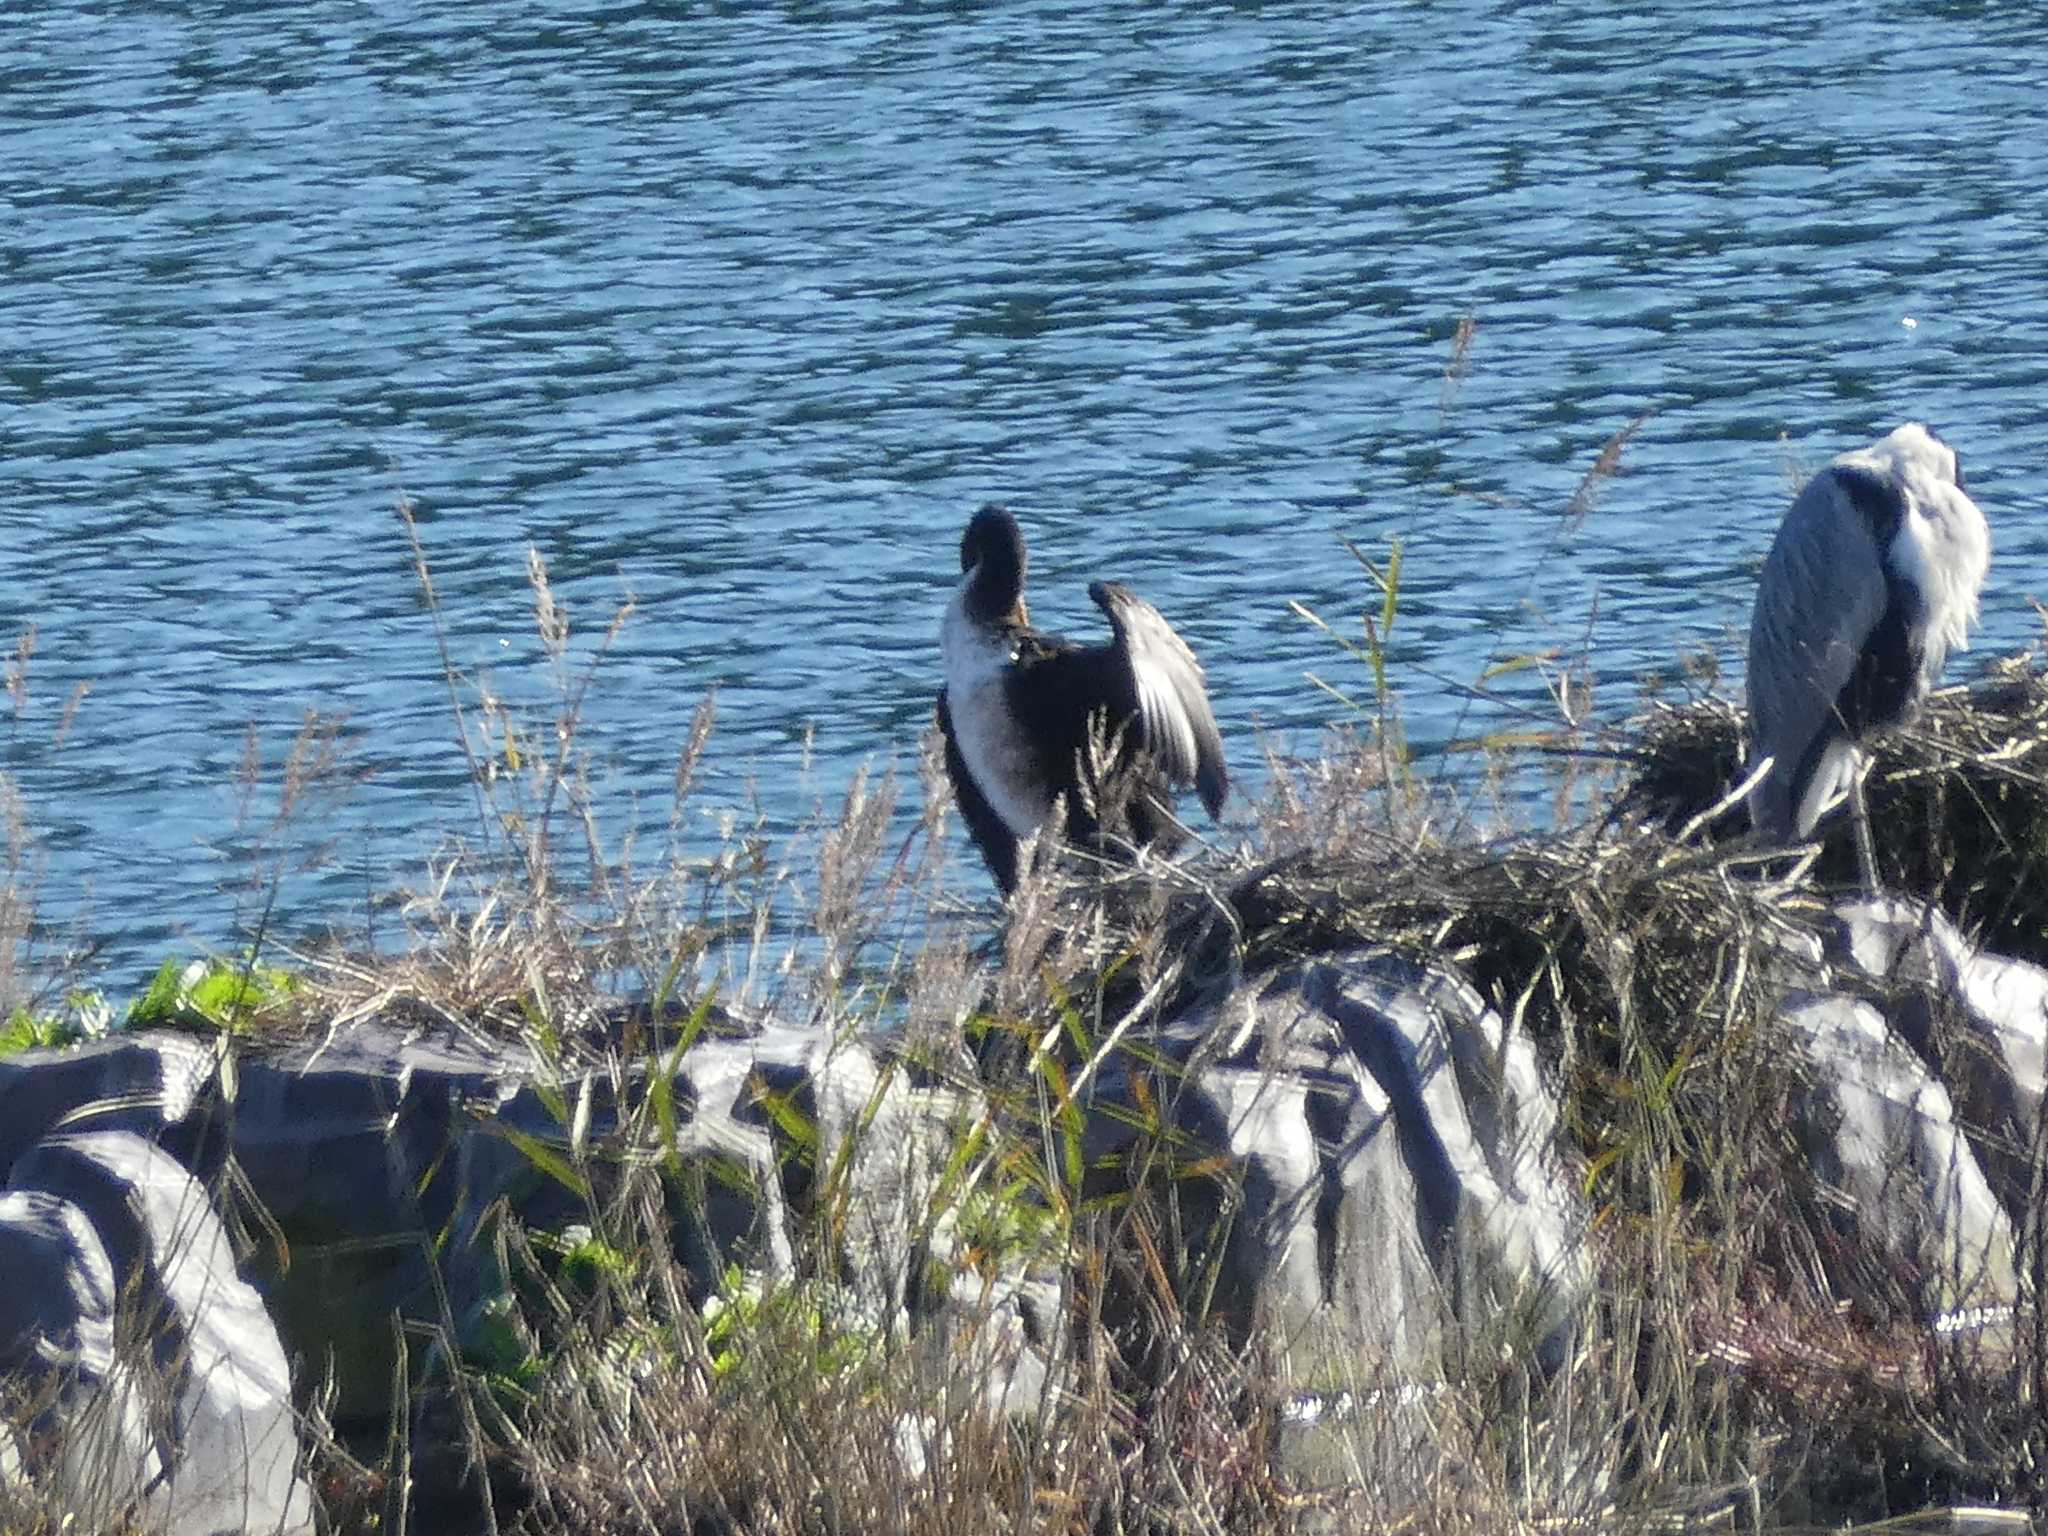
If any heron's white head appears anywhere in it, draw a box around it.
[1852,421,1964,500]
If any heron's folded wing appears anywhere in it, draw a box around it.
[1745,470,1892,837]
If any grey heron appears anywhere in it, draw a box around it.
[937,505,1228,895]
[1745,422,1990,887]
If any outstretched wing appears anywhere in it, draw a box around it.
[936,689,1022,894]
[1745,466,1894,841]
[1087,580,1228,819]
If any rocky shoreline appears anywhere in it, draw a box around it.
[1,881,2041,1531]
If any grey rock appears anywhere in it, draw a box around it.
[225,1020,547,1422]
[801,1032,1059,1426]
[1778,990,2017,1323]
[227,1015,820,1424]
[670,1019,814,1289]
[0,1186,164,1514]
[0,1187,120,1380]
[807,1034,984,1323]
[23,905,2044,1511]
[0,1034,214,1173]
[1091,948,1593,1383]
[1272,1381,1451,1509]
[6,1131,314,1536]
[1825,895,2048,1213]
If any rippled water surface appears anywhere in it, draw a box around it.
[5,1,2047,983]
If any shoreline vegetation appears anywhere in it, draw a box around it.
[5,496,2048,1536]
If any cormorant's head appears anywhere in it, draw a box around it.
[959,504,1029,623]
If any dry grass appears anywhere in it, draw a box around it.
[0,771,32,1023]
[0,623,99,1027]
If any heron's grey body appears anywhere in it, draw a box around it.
[937,505,1228,895]
[1745,423,1989,856]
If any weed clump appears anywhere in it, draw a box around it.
[1622,657,2048,964]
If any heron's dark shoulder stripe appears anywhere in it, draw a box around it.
[1825,463,1925,740]
[1836,578,1923,738]
[1829,464,1906,545]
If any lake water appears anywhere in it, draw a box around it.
[5,0,2046,990]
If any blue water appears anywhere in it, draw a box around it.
[4,1,2046,988]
